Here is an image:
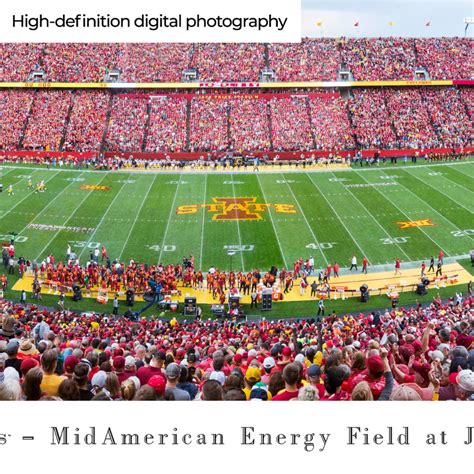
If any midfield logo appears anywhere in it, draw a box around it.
[396,218,435,229]
[176,197,296,221]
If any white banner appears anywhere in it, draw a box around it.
[1,0,301,42]
[0,402,472,472]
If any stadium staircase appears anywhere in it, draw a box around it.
[421,90,443,143]
[266,102,274,151]
[346,100,361,149]
[17,90,37,149]
[458,89,471,119]
[305,97,317,150]
[384,91,401,144]
[99,93,114,152]
[141,102,152,152]
[226,103,231,148]
[59,90,76,150]
[185,100,191,151]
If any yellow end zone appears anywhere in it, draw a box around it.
[11,263,472,306]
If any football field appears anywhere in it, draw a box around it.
[1,161,473,273]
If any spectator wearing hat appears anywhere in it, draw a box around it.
[262,357,276,385]
[0,312,16,338]
[306,364,325,399]
[165,363,190,400]
[17,340,38,360]
[40,350,66,396]
[20,358,39,378]
[63,355,80,378]
[243,366,262,400]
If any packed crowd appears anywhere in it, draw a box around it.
[229,98,271,152]
[0,291,472,401]
[414,38,473,81]
[309,97,355,150]
[117,44,192,83]
[270,97,314,151]
[349,88,398,149]
[0,39,473,83]
[145,97,188,153]
[0,43,44,82]
[385,88,439,149]
[22,90,73,151]
[63,91,109,152]
[0,88,472,153]
[189,98,229,152]
[191,43,265,82]
[0,90,34,151]
[423,87,473,148]
[105,96,148,152]
[41,44,121,83]
[267,39,341,82]
[339,37,416,81]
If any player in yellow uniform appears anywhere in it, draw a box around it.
[27,179,33,189]
[7,184,14,195]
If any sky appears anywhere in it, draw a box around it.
[301,0,473,37]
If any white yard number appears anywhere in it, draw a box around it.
[15,175,32,179]
[223,245,254,252]
[306,242,336,250]
[276,179,297,184]
[117,180,136,184]
[381,237,410,245]
[380,175,399,180]
[69,241,100,249]
[65,177,85,182]
[223,181,244,185]
[328,178,348,182]
[147,245,176,252]
[428,172,443,176]
[451,229,474,237]
[0,234,28,243]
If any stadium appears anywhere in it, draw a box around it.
[0,36,473,401]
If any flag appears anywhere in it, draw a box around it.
[388,21,396,27]
[426,21,431,27]
[354,21,359,27]
[316,21,323,27]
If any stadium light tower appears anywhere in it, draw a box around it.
[464,17,473,36]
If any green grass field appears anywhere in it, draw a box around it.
[1,160,473,273]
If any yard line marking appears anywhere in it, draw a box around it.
[157,174,182,265]
[281,173,328,265]
[256,174,288,269]
[447,163,474,179]
[354,169,450,256]
[117,174,157,261]
[332,172,411,260]
[198,173,208,270]
[34,172,110,260]
[406,166,474,210]
[0,170,61,218]
[385,169,473,241]
[306,172,371,264]
[77,173,132,260]
[230,174,245,272]
[8,171,78,242]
